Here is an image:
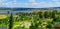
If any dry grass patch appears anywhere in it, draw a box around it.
[0,14,7,19]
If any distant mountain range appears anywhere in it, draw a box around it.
[0,7,60,11]
[0,7,60,14]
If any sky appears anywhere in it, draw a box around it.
[0,0,60,8]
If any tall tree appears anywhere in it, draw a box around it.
[52,10,57,21]
[7,11,10,14]
[9,13,13,29]
[44,11,49,18]
[38,12,43,19]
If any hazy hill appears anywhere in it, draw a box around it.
[0,7,60,14]
[0,7,60,11]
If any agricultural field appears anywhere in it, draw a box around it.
[0,10,60,29]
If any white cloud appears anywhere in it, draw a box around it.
[0,0,5,2]
[0,0,60,8]
[52,0,60,2]
[0,0,8,2]
[28,0,36,3]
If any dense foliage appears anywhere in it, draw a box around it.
[0,10,60,29]
[13,10,60,29]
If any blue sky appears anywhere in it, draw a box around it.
[0,0,60,8]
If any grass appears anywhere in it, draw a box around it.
[0,14,7,19]
[0,14,9,28]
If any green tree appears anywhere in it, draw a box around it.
[7,11,10,14]
[44,11,48,18]
[52,10,57,21]
[38,12,43,19]
[44,11,52,18]
[29,22,35,29]
[9,13,13,29]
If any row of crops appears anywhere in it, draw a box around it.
[0,10,60,29]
